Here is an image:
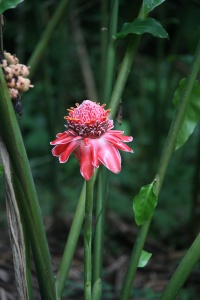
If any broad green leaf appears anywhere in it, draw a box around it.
[173,79,200,150]
[133,181,158,226]
[0,164,3,176]
[115,18,168,39]
[138,250,152,268]
[0,0,24,14]
[143,0,166,16]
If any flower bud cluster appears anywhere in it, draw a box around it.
[0,51,34,115]
[1,51,33,97]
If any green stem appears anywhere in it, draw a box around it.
[56,183,86,299]
[0,68,57,299]
[100,0,108,98]
[28,0,70,77]
[120,38,200,300]
[84,176,95,300]
[92,168,108,296]
[104,0,119,104]
[119,221,151,300]
[160,233,200,299]
[109,35,140,119]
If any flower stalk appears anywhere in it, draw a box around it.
[56,183,86,299]
[84,175,95,300]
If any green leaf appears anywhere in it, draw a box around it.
[0,0,24,14]
[143,0,166,16]
[0,164,3,176]
[174,79,200,150]
[138,250,152,268]
[133,181,158,226]
[115,18,168,40]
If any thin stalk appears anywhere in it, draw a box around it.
[0,68,57,299]
[28,0,70,77]
[92,167,108,295]
[56,183,86,299]
[100,0,108,98]
[120,38,200,300]
[119,220,151,300]
[109,35,140,119]
[160,234,200,299]
[84,176,95,300]
[104,0,119,104]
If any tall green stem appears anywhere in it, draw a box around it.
[84,176,95,300]
[92,167,108,297]
[56,183,86,299]
[104,0,119,104]
[28,0,70,77]
[109,35,140,119]
[0,68,57,299]
[120,38,200,300]
[160,234,200,299]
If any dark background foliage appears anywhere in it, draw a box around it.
[0,0,200,299]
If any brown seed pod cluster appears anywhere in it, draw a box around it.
[0,51,33,116]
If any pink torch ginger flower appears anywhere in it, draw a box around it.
[50,100,133,180]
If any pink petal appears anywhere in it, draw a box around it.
[88,139,100,168]
[79,141,95,180]
[105,131,133,142]
[56,132,68,138]
[56,135,82,145]
[52,144,67,156]
[98,140,121,174]
[50,132,69,145]
[102,134,133,152]
[59,141,80,163]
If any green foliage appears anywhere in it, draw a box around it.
[115,18,168,39]
[0,0,24,13]
[142,0,166,15]
[138,250,152,268]
[174,79,200,150]
[133,181,158,226]
[0,164,3,174]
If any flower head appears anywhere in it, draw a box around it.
[50,100,133,180]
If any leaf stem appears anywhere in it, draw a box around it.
[84,176,95,300]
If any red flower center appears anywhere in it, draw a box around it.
[64,100,113,138]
